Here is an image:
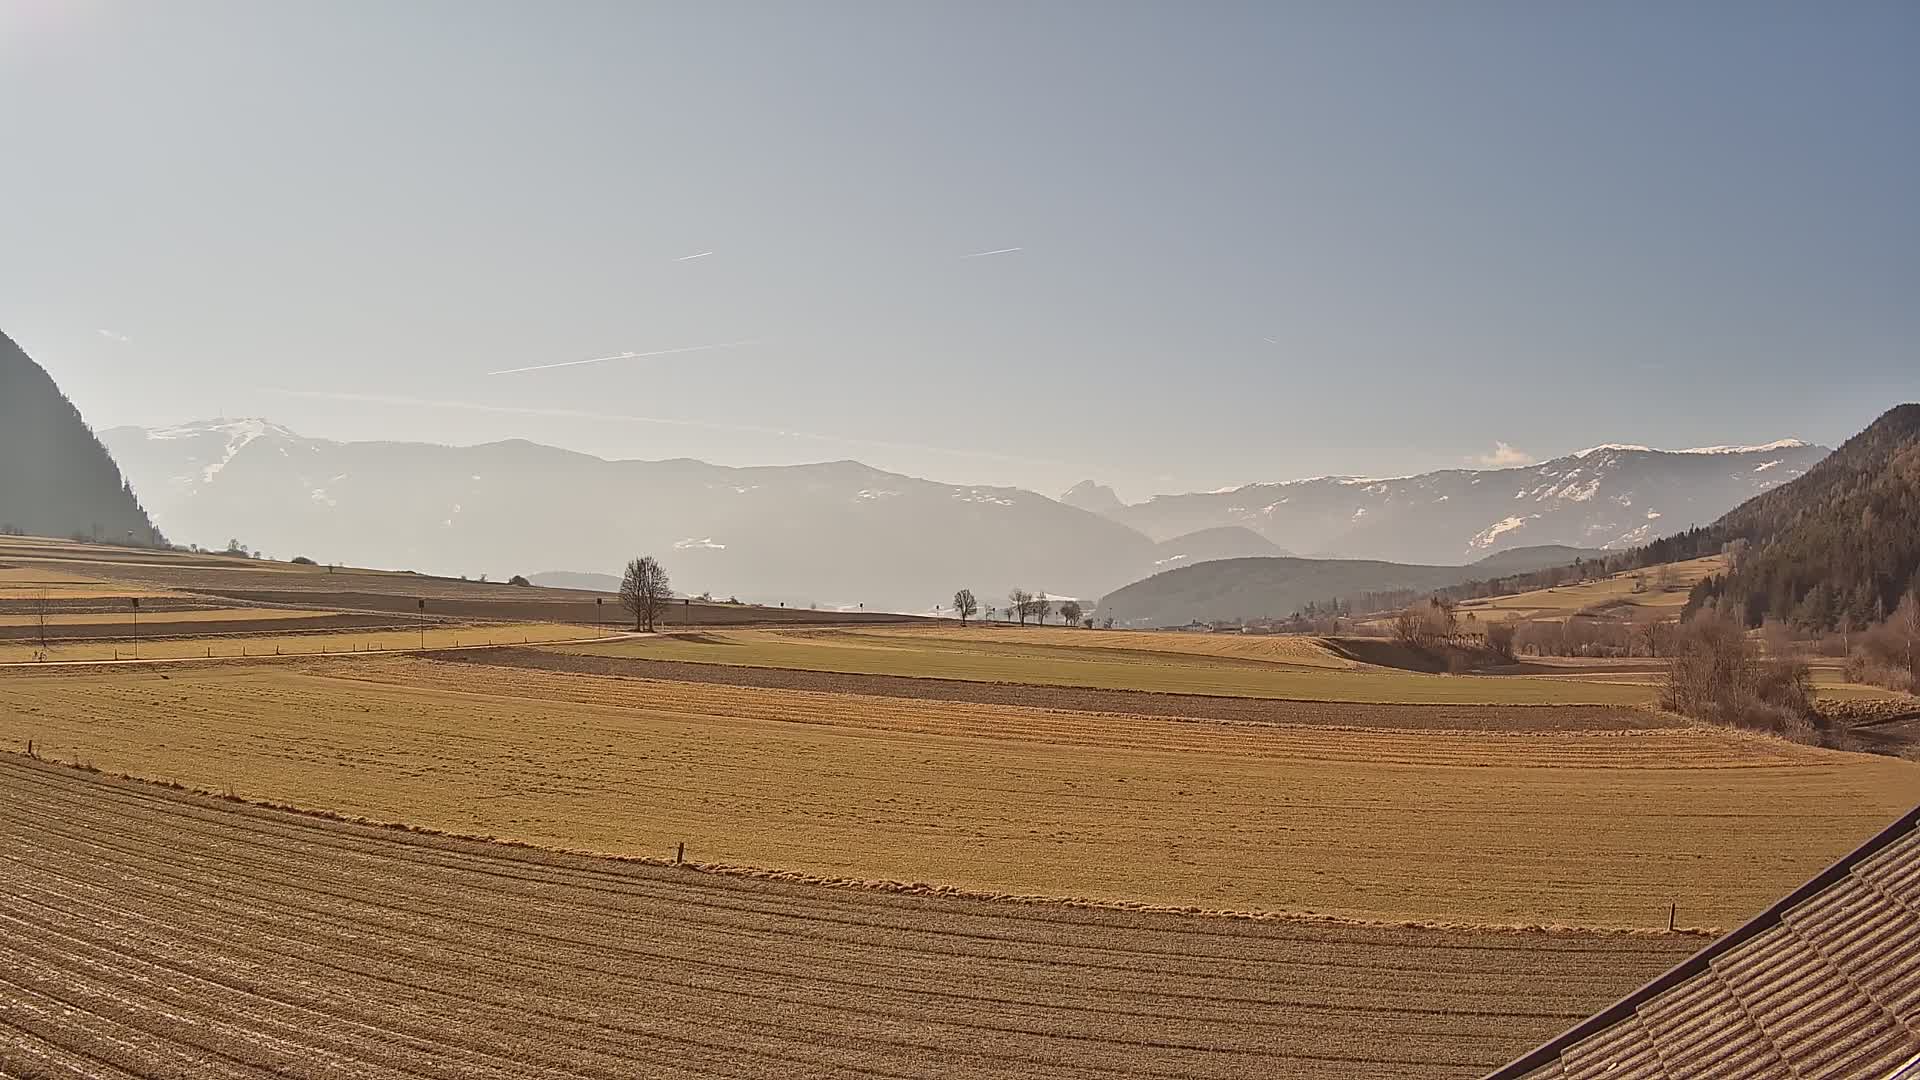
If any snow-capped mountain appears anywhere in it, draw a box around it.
[1082,440,1830,565]
[100,419,1159,610]
[100,418,1831,609]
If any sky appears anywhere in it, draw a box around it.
[2,1,1916,502]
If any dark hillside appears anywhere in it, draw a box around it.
[0,329,160,544]
[1676,404,1920,626]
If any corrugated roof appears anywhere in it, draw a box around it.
[1489,805,1920,1080]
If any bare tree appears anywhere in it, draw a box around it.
[952,588,979,627]
[1033,592,1049,626]
[620,556,672,631]
[1057,600,1083,626]
[1008,588,1032,626]
[1391,604,1424,649]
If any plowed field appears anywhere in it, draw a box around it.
[549,629,1654,704]
[0,755,1701,1079]
[4,656,1913,928]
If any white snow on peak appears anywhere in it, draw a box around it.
[1678,438,1809,455]
[673,537,726,550]
[148,418,297,442]
[201,426,269,482]
[1572,438,1808,458]
[1753,460,1781,472]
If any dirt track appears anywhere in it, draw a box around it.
[0,755,1698,1079]
[450,647,1662,731]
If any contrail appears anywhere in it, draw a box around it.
[960,247,1023,258]
[675,251,714,261]
[486,339,761,377]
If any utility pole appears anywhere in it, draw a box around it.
[417,597,426,649]
[130,597,140,659]
[596,597,603,637]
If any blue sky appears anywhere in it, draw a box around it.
[3,1,1915,500]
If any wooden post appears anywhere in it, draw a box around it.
[1668,903,1676,931]
[676,842,684,864]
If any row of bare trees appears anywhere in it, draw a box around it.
[949,588,1089,627]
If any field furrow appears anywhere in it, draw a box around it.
[0,756,1699,1079]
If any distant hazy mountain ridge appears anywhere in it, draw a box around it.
[103,416,1833,613]
[102,419,1156,611]
[1069,440,1828,565]
[0,330,160,544]
[1097,545,1604,627]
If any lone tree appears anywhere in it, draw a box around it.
[620,556,672,631]
[1057,600,1083,627]
[1008,588,1033,626]
[952,588,979,627]
[1033,592,1050,626]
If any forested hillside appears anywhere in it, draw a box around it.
[0,329,160,544]
[1672,404,1920,628]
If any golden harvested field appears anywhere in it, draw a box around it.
[0,535,927,630]
[1454,555,1726,623]
[0,606,339,628]
[4,655,1913,929]
[0,756,1703,1080]
[905,626,1360,667]
[551,627,1658,705]
[0,563,187,600]
[0,621,592,663]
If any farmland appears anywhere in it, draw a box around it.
[1453,554,1726,623]
[549,627,1661,705]
[4,655,1913,928]
[2,537,1915,1078]
[0,755,1707,1080]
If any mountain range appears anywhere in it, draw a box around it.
[0,330,160,544]
[99,417,1828,613]
[1071,441,1828,563]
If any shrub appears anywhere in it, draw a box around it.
[508,575,532,587]
[1660,612,1820,737]
[290,555,316,565]
[1485,622,1517,662]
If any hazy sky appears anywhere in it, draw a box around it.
[3,1,1915,500]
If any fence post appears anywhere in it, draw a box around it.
[1669,903,1676,931]
[676,842,684,864]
